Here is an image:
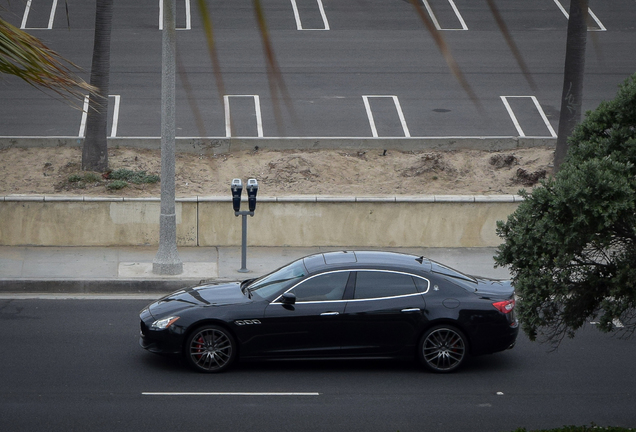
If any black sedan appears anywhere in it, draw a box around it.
[139,251,518,373]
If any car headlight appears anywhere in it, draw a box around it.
[151,316,180,330]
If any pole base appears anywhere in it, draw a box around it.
[152,261,183,275]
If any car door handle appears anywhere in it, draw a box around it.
[320,312,340,316]
[401,308,421,313]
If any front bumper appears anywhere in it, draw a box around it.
[139,310,183,355]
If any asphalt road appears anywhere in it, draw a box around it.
[1,297,634,432]
[1,0,635,139]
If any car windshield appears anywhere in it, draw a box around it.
[246,259,308,300]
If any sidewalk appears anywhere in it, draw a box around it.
[0,245,510,295]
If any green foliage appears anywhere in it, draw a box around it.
[109,169,160,185]
[495,74,636,344]
[67,172,101,186]
[83,172,102,183]
[106,180,128,190]
[66,168,158,192]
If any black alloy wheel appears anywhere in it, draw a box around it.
[419,325,468,373]
[186,325,237,373]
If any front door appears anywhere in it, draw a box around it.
[245,271,351,359]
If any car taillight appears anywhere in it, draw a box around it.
[492,298,515,314]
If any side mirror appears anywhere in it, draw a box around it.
[281,292,296,305]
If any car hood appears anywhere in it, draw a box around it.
[472,278,514,299]
[148,282,249,318]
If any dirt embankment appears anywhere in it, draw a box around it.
[0,146,553,197]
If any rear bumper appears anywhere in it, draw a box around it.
[471,322,519,356]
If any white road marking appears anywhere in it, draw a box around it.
[79,95,90,138]
[78,95,121,138]
[591,320,624,328]
[142,392,320,396]
[500,96,557,138]
[290,0,330,31]
[224,95,264,138]
[110,95,121,137]
[421,0,468,31]
[21,0,58,30]
[159,0,191,30]
[362,95,411,138]
[552,0,606,31]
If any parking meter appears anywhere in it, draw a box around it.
[246,178,258,212]
[231,178,258,273]
[231,178,243,213]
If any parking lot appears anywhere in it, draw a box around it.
[1,0,635,140]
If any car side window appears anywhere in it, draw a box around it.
[354,271,418,299]
[413,276,430,294]
[287,271,350,302]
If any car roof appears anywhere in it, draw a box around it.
[302,250,432,274]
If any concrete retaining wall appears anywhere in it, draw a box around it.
[0,195,521,247]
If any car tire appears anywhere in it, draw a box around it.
[418,325,468,373]
[185,324,237,373]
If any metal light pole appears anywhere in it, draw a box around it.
[153,0,183,275]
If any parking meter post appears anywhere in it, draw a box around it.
[231,178,257,273]
[238,213,249,273]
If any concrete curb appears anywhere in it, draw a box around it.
[0,278,222,294]
[0,136,556,153]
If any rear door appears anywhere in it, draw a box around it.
[340,270,428,356]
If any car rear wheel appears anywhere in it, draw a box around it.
[185,325,236,373]
[419,325,467,373]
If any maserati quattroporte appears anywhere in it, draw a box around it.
[140,251,518,373]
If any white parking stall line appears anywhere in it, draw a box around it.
[553,0,606,31]
[290,0,330,30]
[79,95,90,138]
[20,0,58,30]
[500,96,557,138]
[110,95,121,137]
[591,319,624,328]
[421,0,468,31]
[159,0,191,30]
[78,95,122,138]
[613,318,625,328]
[224,95,264,138]
[362,96,411,138]
[143,392,320,396]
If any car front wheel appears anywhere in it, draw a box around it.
[185,325,237,373]
[418,325,467,373]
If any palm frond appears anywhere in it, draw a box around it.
[252,0,296,136]
[485,0,536,91]
[195,0,225,99]
[408,0,482,110]
[0,15,96,103]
